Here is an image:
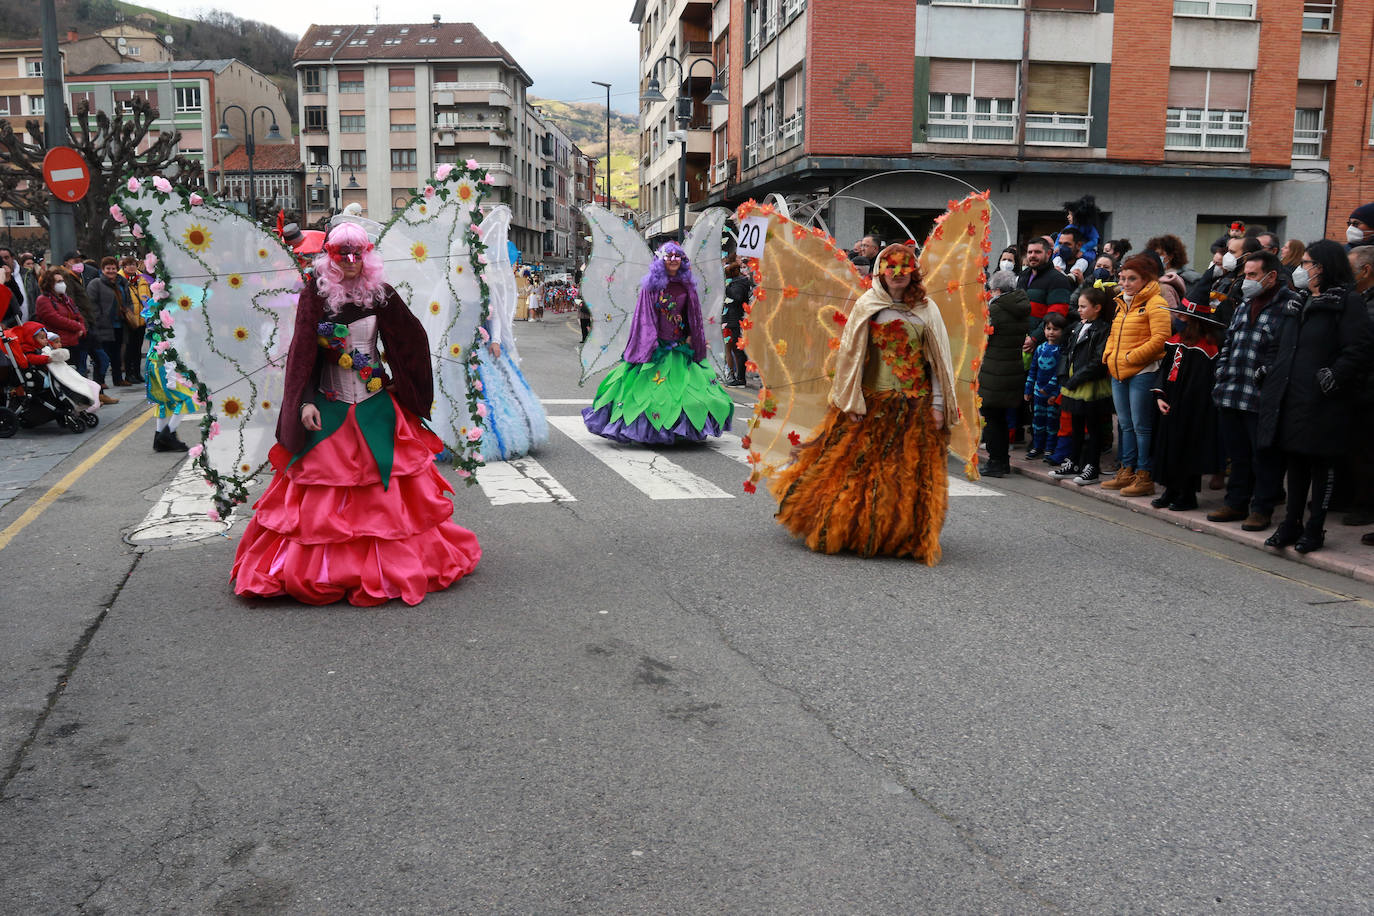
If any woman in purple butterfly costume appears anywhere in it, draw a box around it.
[581,241,734,444]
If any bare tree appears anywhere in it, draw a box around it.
[0,97,205,257]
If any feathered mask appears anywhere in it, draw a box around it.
[877,246,918,278]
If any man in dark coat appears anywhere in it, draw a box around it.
[979,269,1032,477]
[1017,237,1073,353]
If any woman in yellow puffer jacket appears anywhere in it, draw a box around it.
[1102,254,1172,496]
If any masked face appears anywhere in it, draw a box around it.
[1347,223,1369,245]
[999,258,1015,273]
[54,281,67,295]
[1221,252,1238,272]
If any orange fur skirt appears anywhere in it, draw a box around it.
[771,390,949,565]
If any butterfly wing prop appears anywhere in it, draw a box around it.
[111,178,305,516]
[683,208,731,375]
[375,167,492,476]
[734,202,866,493]
[578,204,653,384]
[919,192,993,479]
[476,204,518,356]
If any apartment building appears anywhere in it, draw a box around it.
[632,0,716,241]
[682,0,1365,271]
[292,20,559,257]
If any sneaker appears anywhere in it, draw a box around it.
[1073,464,1100,486]
[1049,459,1079,479]
[1024,447,1044,461]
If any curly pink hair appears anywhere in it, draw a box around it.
[313,222,387,313]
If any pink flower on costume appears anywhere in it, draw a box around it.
[476,403,488,418]
[435,163,454,181]
[424,185,436,198]
[473,452,483,463]
[187,444,204,458]
[465,158,480,169]
[144,253,158,272]
[482,173,494,185]
[109,204,127,224]
[456,468,471,478]
[208,420,221,440]
[158,308,174,326]
[207,508,221,521]
[465,427,483,442]
[473,380,483,393]
[154,340,170,354]
[477,253,489,265]
[130,224,144,239]
[189,193,204,206]
[478,326,490,342]
[149,279,166,298]
[126,177,140,192]
[152,176,173,193]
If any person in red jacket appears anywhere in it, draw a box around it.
[33,267,87,350]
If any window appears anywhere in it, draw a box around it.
[0,96,17,117]
[26,61,41,78]
[304,106,328,132]
[4,208,30,227]
[935,0,1020,5]
[306,146,328,167]
[743,102,758,167]
[70,91,94,113]
[418,37,437,44]
[339,113,365,132]
[389,109,416,132]
[391,149,417,171]
[338,69,364,93]
[313,40,333,47]
[1303,1,1336,31]
[128,46,141,57]
[301,68,322,93]
[175,86,201,112]
[389,68,415,92]
[340,150,366,170]
[433,66,458,84]
[1165,69,1250,150]
[927,59,1018,143]
[1025,63,1091,145]
[1293,83,1327,158]
[1173,0,1255,17]
[28,96,43,116]
[348,39,367,46]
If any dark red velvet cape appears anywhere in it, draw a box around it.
[276,277,434,455]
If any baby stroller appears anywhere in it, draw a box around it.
[0,325,99,437]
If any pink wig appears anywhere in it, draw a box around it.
[313,222,387,313]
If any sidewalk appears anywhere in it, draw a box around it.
[1000,446,1374,586]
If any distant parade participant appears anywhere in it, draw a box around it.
[581,241,733,444]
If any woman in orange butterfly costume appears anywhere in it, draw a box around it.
[771,244,958,565]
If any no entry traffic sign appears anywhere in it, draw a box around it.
[42,147,91,202]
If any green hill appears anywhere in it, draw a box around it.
[532,96,639,209]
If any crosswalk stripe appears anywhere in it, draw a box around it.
[949,477,1000,497]
[547,416,734,501]
[539,398,593,406]
[702,432,753,466]
[127,455,233,545]
[474,455,576,505]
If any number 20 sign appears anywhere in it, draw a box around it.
[735,215,769,261]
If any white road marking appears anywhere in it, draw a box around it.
[126,456,233,546]
[948,477,1001,497]
[701,432,753,466]
[539,398,593,406]
[548,416,733,501]
[474,456,576,505]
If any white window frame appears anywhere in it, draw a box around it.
[174,86,201,112]
[25,61,42,78]
[1293,108,1324,159]
[1025,112,1091,146]
[1302,1,1336,31]
[27,96,44,116]
[1165,70,1250,151]
[928,94,1017,144]
[1173,0,1256,19]
[934,0,1021,6]
[339,114,365,133]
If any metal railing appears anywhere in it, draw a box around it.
[1024,112,1091,146]
[1165,108,1249,150]
[1173,0,1256,18]
[1293,126,1326,158]
[713,160,730,184]
[928,110,1017,143]
[433,81,511,95]
[783,0,806,20]
[780,109,804,147]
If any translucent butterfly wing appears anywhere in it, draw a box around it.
[579,204,652,384]
[113,182,304,510]
[736,205,864,491]
[476,205,518,357]
[919,192,992,479]
[684,207,731,374]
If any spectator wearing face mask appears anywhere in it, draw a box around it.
[1017,237,1074,354]
[997,246,1019,276]
[1206,251,1296,532]
[1345,203,1374,251]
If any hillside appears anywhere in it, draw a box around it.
[532,96,639,209]
[0,0,300,119]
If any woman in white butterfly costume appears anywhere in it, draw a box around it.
[112,164,538,605]
[577,205,734,444]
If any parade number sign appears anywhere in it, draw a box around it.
[42,147,91,202]
[735,215,769,261]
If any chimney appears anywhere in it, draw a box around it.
[432,13,440,28]
[66,29,78,42]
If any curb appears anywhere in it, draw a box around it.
[998,454,1374,587]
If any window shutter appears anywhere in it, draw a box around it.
[144,89,158,108]
[114,90,132,103]
[782,73,800,112]
[973,61,1018,100]
[1207,70,1250,110]
[1167,69,1207,108]
[929,59,972,95]
[389,68,415,87]
[390,108,415,125]
[433,66,458,83]
[1296,81,1327,109]
[1026,64,1090,114]
[337,69,364,82]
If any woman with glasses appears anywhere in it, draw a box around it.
[581,241,734,444]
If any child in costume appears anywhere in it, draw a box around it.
[1023,312,1065,460]
[581,241,734,444]
[1149,297,1225,512]
[1050,286,1115,486]
[1054,194,1101,268]
[231,222,481,606]
[141,290,195,452]
[771,245,956,565]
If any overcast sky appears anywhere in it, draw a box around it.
[136,0,643,113]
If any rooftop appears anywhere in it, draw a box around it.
[292,21,531,85]
[73,59,236,77]
[219,140,302,173]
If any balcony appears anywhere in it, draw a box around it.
[1165,108,1248,151]
[783,0,806,20]
[780,108,804,148]
[432,81,513,107]
[1293,126,1325,158]
[713,160,730,184]
[1024,112,1091,146]
[928,107,1017,143]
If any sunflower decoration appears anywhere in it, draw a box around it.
[227,274,244,290]
[429,300,441,315]
[177,294,194,311]
[257,247,269,259]
[233,326,250,342]
[411,241,429,264]
[418,204,428,216]
[241,463,252,473]
[219,396,244,418]
[449,343,463,358]
[260,400,272,410]
[184,224,212,253]
[452,177,479,206]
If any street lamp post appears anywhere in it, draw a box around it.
[313,163,358,217]
[641,56,727,242]
[591,80,611,206]
[212,104,284,222]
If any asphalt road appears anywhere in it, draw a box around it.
[0,317,1371,914]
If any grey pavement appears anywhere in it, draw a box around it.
[0,318,1370,914]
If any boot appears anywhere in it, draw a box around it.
[153,429,175,452]
[1150,488,1176,509]
[1121,469,1155,497]
[1100,466,1135,491]
[1295,525,1325,554]
[1264,519,1302,549]
[99,391,120,405]
[165,429,190,452]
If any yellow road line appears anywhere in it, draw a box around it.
[0,408,156,553]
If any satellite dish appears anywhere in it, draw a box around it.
[164,34,174,46]
[116,36,128,56]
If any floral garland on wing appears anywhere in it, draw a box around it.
[110,174,298,519]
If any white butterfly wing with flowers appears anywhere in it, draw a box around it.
[111,177,304,516]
